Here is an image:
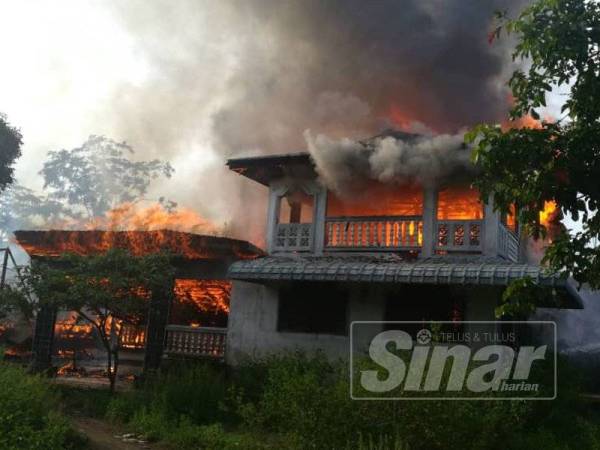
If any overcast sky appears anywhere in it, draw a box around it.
[0,0,571,235]
[1,1,227,219]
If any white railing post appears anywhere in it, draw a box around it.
[313,185,328,256]
[421,187,438,258]
[483,194,500,257]
[266,185,282,255]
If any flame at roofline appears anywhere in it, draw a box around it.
[13,229,264,260]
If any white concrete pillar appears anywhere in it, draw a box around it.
[483,194,500,257]
[313,186,328,256]
[421,187,438,258]
[265,186,281,254]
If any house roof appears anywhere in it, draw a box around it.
[226,152,315,186]
[224,130,428,186]
[227,255,584,309]
[14,229,265,261]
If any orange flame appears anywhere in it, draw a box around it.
[389,105,416,132]
[539,201,558,228]
[502,114,543,130]
[94,202,219,235]
[502,95,554,131]
[437,185,484,220]
[55,312,94,338]
[172,279,231,327]
[15,229,264,260]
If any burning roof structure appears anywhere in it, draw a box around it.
[10,229,263,374]
[14,229,264,261]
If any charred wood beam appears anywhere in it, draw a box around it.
[0,248,9,289]
[30,304,57,374]
[143,277,175,373]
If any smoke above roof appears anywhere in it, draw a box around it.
[6,0,529,245]
[306,130,474,194]
[102,0,525,224]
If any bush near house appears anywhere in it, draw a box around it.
[0,362,86,449]
[83,353,600,450]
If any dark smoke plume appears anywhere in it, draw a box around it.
[98,0,527,243]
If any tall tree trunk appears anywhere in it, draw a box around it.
[105,338,116,393]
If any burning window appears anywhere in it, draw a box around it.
[502,204,518,233]
[171,279,232,328]
[437,185,483,220]
[277,282,347,335]
[278,189,314,224]
[326,182,423,217]
[54,311,97,376]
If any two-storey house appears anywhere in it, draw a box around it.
[224,140,583,363]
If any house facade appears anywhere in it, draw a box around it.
[224,149,583,364]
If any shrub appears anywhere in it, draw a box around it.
[0,363,85,449]
[130,408,168,441]
[97,354,600,450]
[104,391,146,423]
[150,361,228,425]
[235,352,600,450]
[238,352,399,448]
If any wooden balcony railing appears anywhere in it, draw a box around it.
[436,220,483,252]
[325,216,423,250]
[119,324,227,360]
[498,223,519,262]
[164,325,227,359]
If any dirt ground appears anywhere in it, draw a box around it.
[72,417,169,450]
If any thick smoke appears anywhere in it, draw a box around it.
[92,0,527,243]
[306,131,473,194]
[0,0,529,245]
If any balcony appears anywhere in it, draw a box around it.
[268,183,520,261]
[325,215,422,251]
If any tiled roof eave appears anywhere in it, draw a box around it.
[227,257,563,286]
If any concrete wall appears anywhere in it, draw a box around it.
[226,281,501,364]
[463,287,501,349]
[226,280,386,364]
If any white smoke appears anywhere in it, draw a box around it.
[305,130,473,194]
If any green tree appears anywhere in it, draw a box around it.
[21,250,175,392]
[0,114,22,193]
[0,184,69,239]
[0,135,175,240]
[468,0,600,292]
[40,135,174,219]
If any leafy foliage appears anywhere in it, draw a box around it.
[40,135,174,218]
[0,114,22,193]
[496,276,560,317]
[468,0,600,291]
[0,363,85,449]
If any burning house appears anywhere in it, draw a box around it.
[13,229,262,374]
[4,133,586,370]
[224,131,584,364]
